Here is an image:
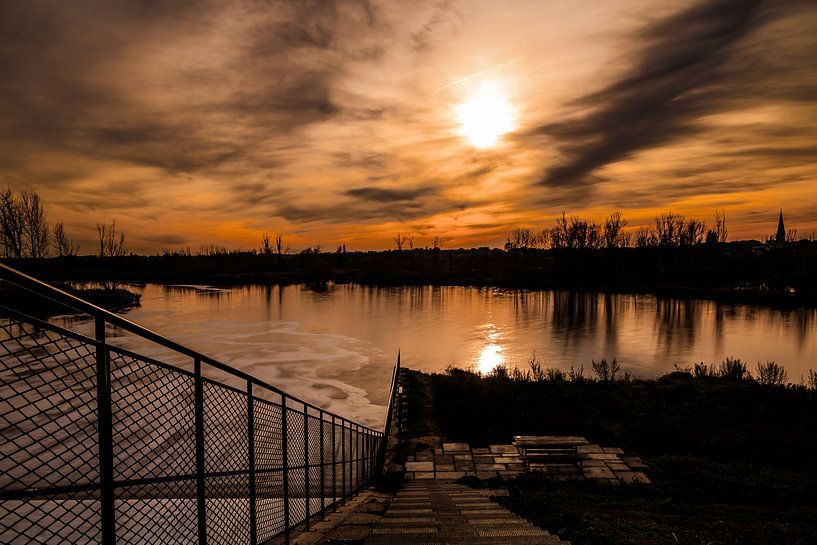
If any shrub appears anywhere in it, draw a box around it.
[528,351,545,381]
[567,365,585,382]
[719,357,750,381]
[693,362,717,378]
[545,368,567,382]
[755,361,788,385]
[591,357,621,381]
[808,370,817,390]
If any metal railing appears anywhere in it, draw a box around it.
[0,263,391,544]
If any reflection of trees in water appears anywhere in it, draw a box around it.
[653,298,703,356]
[603,293,621,357]
[772,306,816,353]
[549,291,600,349]
[510,290,550,328]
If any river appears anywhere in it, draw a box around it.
[53,283,817,428]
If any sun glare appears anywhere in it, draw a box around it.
[456,82,515,148]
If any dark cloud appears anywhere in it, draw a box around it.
[0,0,386,178]
[536,0,812,187]
[343,186,435,203]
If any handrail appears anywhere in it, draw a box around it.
[0,261,374,430]
[377,350,401,475]
[1,261,392,544]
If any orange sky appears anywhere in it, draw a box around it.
[1,0,816,253]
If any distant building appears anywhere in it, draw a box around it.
[775,210,786,244]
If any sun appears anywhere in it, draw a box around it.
[455,82,515,148]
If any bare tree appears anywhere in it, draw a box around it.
[551,212,569,249]
[0,188,25,258]
[786,228,798,243]
[53,222,80,256]
[393,232,408,251]
[274,233,289,255]
[197,244,228,256]
[505,227,537,250]
[603,211,627,248]
[654,213,685,246]
[432,236,443,250]
[681,219,706,245]
[714,209,728,242]
[261,232,273,255]
[407,233,414,250]
[537,229,551,249]
[21,190,49,257]
[634,226,656,247]
[96,219,127,257]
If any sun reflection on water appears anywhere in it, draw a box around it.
[477,342,505,374]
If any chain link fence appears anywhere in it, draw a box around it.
[0,264,388,544]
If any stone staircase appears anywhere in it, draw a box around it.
[364,480,566,545]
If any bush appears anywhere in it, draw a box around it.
[591,357,621,381]
[755,361,788,385]
[719,357,750,381]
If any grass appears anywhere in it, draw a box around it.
[403,363,817,544]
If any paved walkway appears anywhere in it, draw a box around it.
[364,480,566,545]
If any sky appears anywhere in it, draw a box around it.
[1,0,816,253]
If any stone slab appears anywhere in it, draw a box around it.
[476,463,506,471]
[585,453,620,460]
[414,450,434,462]
[405,461,434,472]
[577,444,604,454]
[493,457,520,463]
[583,466,615,479]
[345,514,380,526]
[435,471,467,480]
[326,525,372,543]
[489,444,519,454]
[443,442,470,453]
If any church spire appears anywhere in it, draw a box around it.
[775,209,786,244]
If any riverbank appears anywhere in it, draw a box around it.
[400,365,817,544]
[0,282,141,316]
[4,240,817,307]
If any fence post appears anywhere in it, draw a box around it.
[331,415,336,513]
[319,410,325,520]
[341,420,346,505]
[304,405,310,530]
[247,381,257,545]
[194,359,207,545]
[95,316,115,545]
[282,396,289,545]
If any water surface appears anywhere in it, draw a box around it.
[56,283,817,428]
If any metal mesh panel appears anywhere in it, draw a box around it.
[286,408,305,469]
[0,319,99,491]
[255,470,284,542]
[115,479,198,544]
[308,414,322,467]
[254,397,283,470]
[110,350,196,481]
[205,474,250,544]
[0,490,102,545]
[1,275,387,545]
[203,381,248,473]
[287,467,306,525]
